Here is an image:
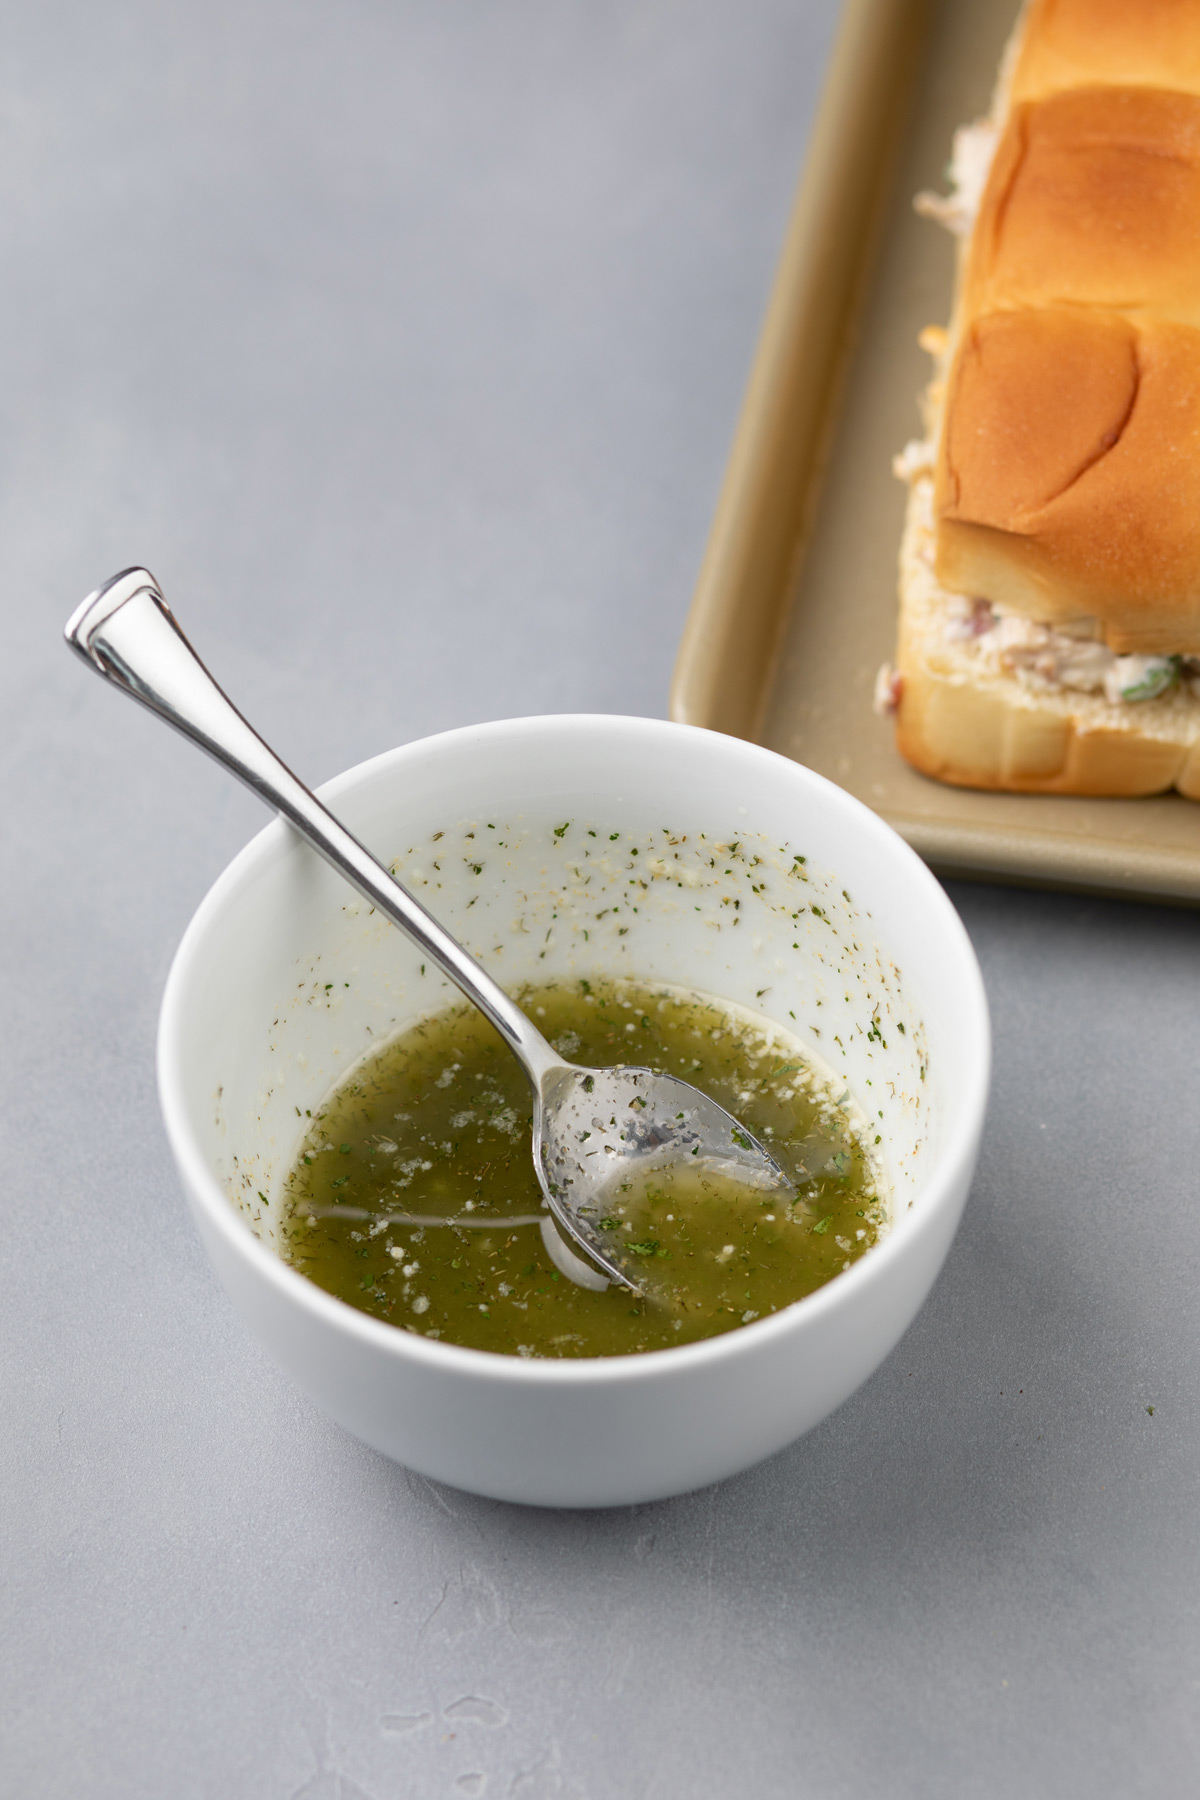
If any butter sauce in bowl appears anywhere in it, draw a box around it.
[282,977,885,1357]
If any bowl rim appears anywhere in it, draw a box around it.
[157,712,990,1388]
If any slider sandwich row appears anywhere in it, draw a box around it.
[885,0,1200,797]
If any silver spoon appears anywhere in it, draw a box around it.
[65,568,791,1293]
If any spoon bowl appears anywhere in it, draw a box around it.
[537,1061,790,1288]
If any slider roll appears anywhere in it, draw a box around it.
[889,0,1200,797]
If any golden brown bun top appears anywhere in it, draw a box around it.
[1011,0,1200,100]
[927,1,1200,649]
[935,309,1200,652]
[966,86,1200,326]
[939,309,1136,527]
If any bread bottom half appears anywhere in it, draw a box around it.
[894,474,1200,799]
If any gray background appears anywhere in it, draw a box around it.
[3,1,1198,1795]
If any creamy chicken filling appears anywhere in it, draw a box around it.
[914,120,1000,239]
[939,594,1194,704]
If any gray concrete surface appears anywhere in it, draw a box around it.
[3,2,1198,1795]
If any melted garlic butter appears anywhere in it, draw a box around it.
[280,978,887,1359]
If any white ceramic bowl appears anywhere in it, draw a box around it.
[158,715,989,1507]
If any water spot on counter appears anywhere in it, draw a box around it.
[456,1777,487,1797]
[420,1568,500,1642]
[404,1467,489,1537]
[507,1739,586,1798]
[292,1702,381,1800]
[379,1712,432,1736]
[507,1600,572,1644]
[444,1696,508,1728]
[291,1771,379,1800]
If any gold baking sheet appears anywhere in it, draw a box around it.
[669,0,1200,906]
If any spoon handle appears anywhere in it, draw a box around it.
[65,568,562,1088]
